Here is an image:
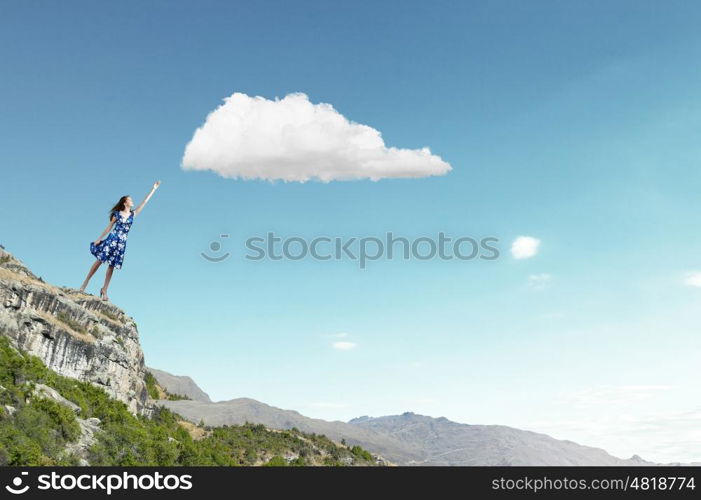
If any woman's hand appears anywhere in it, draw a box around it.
[135,181,161,216]
[93,239,101,246]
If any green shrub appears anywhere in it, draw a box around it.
[166,393,191,401]
[144,372,160,400]
[264,455,287,466]
[0,423,44,465]
[351,445,373,461]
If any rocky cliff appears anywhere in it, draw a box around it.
[0,247,151,415]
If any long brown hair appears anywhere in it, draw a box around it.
[109,196,130,219]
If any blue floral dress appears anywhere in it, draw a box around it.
[90,210,134,269]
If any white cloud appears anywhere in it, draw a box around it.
[683,272,701,287]
[332,341,357,351]
[511,236,541,259]
[528,273,552,290]
[181,92,452,182]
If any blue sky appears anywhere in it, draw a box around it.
[2,1,701,462]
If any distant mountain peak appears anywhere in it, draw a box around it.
[147,367,212,402]
[348,415,371,424]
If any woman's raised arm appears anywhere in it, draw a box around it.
[134,180,161,216]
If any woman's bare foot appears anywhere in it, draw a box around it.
[99,288,109,301]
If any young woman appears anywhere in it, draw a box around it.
[79,181,161,301]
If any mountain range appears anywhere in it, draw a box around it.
[151,370,655,466]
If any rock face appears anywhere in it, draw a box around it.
[66,417,102,466]
[32,383,81,414]
[147,367,212,402]
[0,248,151,415]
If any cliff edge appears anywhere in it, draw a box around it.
[0,247,151,415]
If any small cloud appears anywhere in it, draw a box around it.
[511,236,541,259]
[182,92,452,182]
[683,272,701,287]
[333,341,357,351]
[528,273,552,290]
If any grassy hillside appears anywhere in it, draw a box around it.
[0,335,377,466]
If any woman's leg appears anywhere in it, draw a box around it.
[79,260,102,292]
[101,265,115,298]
